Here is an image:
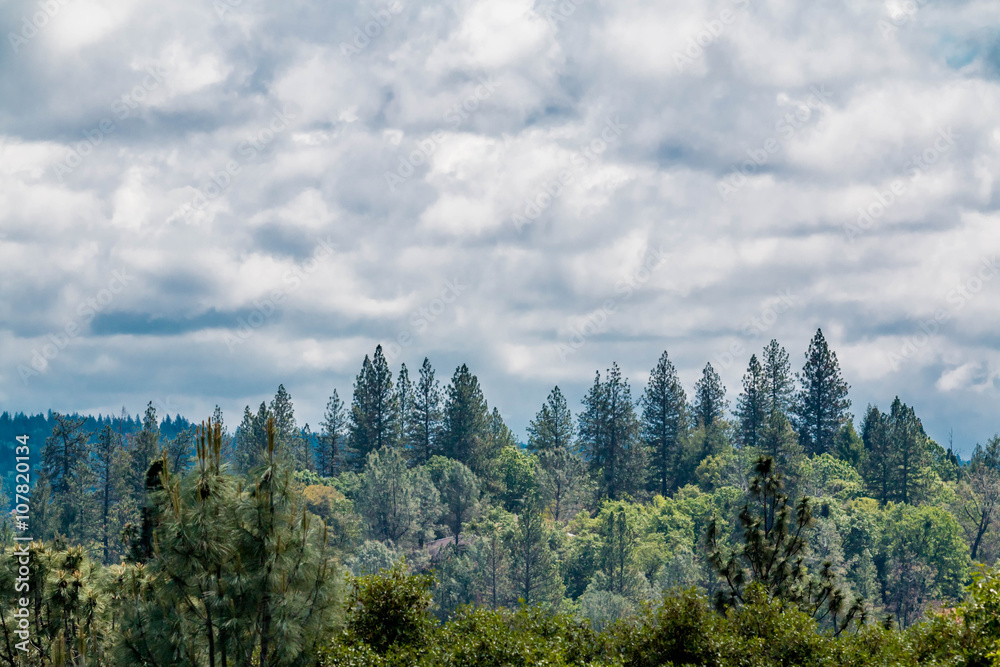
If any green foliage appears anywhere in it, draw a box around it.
[344,562,436,654]
[793,329,851,456]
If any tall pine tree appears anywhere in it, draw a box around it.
[693,362,728,430]
[442,364,490,474]
[735,354,767,449]
[641,352,688,496]
[317,390,348,477]
[407,357,443,464]
[792,329,851,456]
[579,363,644,500]
[349,345,396,469]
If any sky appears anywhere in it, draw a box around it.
[1,0,999,455]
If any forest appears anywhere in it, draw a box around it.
[2,328,1000,666]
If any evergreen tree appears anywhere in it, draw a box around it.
[92,426,127,563]
[527,386,575,456]
[792,329,851,456]
[395,363,414,449]
[442,364,490,473]
[641,352,688,497]
[735,355,767,449]
[529,387,587,523]
[408,357,443,464]
[886,397,929,505]
[707,456,863,635]
[505,494,563,606]
[270,384,297,452]
[163,427,194,474]
[693,363,728,430]
[578,363,644,500]
[762,339,795,418]
[349,346,396,469]
[129,402,161,497]
[861,405,893,504]
[42,414,92,539]
[317,390,348,477]
[439,460,480,545]
[357,446,421,545]
[233,405,258,474]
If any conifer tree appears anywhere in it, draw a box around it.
[129,402,161,497]
[92,425,128,562]
[42,414,92,539]
[793,329,851,456]
[735,355,767,449]
[505,493,563,606]
[317,390,348,477]
[860,405,891,503]
[356,446,422,545]
[762,339,795,418]
[641,352,688,497]
[270,384,297,452]
[529,386,586,521]
[693,363,729,430]
[886,397,929,504]
[527,386,575,456]
[349,346,396,469]
[442,364,490,473]
[408,357,443,464]
[578,363,644,500]
[395,363,413,449]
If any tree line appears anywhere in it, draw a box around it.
[2,328,999,665]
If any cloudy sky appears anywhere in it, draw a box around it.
[1,0,999,454]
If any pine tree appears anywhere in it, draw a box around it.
[886,397,929,505]
[442,364,490,473]
[270,384,297,454]
[527,386,574,456]
[349,346,396,469]
[92,426,128,563]
[529,386,585,522]
[579,363,644,500]
[505,493,563,606]
[861,405,892,504]
[762,339,795,418]
[641,352,688,497]
[356,446,421,545]
[395,363,413,449]
[164,427,194,474]
[793,329,851,456]
[42,414,92,539]
[735,354,767,449]
[317,390,348,477]
[129,402,161,497]
[408,357,443,464]
[693,363,728,430]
